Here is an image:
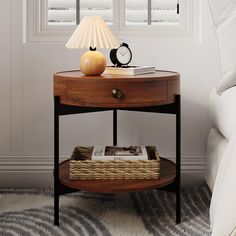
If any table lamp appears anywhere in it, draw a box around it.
[65,16,119,76]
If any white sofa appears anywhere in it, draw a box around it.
[206,86,236,192]
[206,0,236,235]
[206,86,236,236]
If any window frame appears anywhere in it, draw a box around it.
[118,0,189,34]
[26,0,200,43]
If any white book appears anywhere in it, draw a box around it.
[92,146,148,161]
[104,66,155,76]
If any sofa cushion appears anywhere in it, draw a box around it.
[206,128,228,192]
[208,0,236,94]
[210,86,236,140]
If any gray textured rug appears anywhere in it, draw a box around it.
[0,186,211,236]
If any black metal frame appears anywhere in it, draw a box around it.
[54,95,181,226]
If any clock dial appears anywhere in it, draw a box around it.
[116,46,132,65]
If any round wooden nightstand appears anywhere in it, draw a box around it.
[54,70,179,107]
[53,70,181,226]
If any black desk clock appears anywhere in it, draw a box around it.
[110,43,132,67]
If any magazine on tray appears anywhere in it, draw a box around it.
[92,146,148,161]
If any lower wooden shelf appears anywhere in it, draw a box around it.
[59,158,176,193]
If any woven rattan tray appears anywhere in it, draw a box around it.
[69,146,160,180]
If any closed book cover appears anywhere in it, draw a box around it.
[92,146,148,161]
[104,66,155,75]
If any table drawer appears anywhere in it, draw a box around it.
[66,80,168,107]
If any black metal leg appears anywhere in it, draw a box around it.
[176,95,181,224]
[54,96,60,226]
[113,109,117,146]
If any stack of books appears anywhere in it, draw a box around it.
[104,66,155,76]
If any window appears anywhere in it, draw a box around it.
[26,0,199,42]
[47,0,179,27]
[48,0,77,25]
[48,0,113,25]
[126,0,180,26]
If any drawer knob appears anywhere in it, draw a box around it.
[112,89,123,99]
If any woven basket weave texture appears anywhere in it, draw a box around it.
[69,146,160,180]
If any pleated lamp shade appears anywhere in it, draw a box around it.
[65,16,119,49]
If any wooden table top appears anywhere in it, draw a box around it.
[54,70,180,81]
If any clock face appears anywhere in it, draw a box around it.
[116,46,132,65]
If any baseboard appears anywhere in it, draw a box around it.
[0,156,206,188]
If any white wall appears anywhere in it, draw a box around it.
[0,0,220,187]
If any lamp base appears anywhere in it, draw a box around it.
[80,50,107,76]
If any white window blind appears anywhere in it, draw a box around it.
[27,0,197,42]
[151,0,179,25]
[125,0,179,26]
[48,0,179,26]
[48,0,76,25]
[48,0,113,25]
